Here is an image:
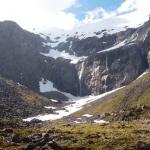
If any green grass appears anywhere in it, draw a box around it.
[0,128,38,150]
[48,120,150,150]
[5,78,50,106]
[73,71,150,117]
[1,120,150,150]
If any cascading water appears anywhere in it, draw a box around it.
[79,60,85,96]
[103,75,108,93]
[104,55,108,92]
[105,54,109,72]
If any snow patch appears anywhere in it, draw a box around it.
[74,121,81,124]
[94,120,109,125]
[50,99,58,103]
[40,49,87,64]
[23,87,124,122]
[136,70,149,80]
[98,40,136,53]
[39,78,81,100]
[98,41,126,53]
[45,106,56,110]
[82,114,93,118]
[39,79,58,93]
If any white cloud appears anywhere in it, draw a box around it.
[116,0,150,27]
[82,0,150,29]
[83,7,115,24]
[0,0,78,30]
[0,0,149,31]
[117,0,137,14]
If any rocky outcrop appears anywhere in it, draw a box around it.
[0,76,54,119]
[0,21,79,97]
[78,43,148,95]
[147,51,150,67]
[0,128,63,150]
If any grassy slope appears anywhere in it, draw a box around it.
[1,120,150,150]
[6,79,50,106]
[1,72,150,150]
[46,120,150,150]
[73,70,150,117]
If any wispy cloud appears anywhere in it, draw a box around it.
[82,0,150,28]
[83,7,115,24]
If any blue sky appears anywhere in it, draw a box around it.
[66,0,124,20]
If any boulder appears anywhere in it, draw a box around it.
[26,142,36,150]
[136,141,150,150]
[11,134,21,143]
[48,141,62,150]
[2,128,13,133]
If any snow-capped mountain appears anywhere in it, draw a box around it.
[37,18,150,97]
[0,18,150,102]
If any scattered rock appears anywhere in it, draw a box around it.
[42,133,50,140]
[30,119,42,124]
[135,107,143,113]
[11,133,21,143]
[48,141,62,150]
[136,141,150,150]
[22,137,32,143]
[2,128,13,133]
[26,142,36,150]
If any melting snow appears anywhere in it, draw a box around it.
[82,114,93,118]
[98,40,136,53]
[40,49,87,64]
[23,87,124,122]
[39,79,58,93]
[50,99,58,103]
[74,121,81,124]
[98,41,126,53]
[94,120,109,124]
[39,78,82,100]
[136,70,149,80]
[45,106,56,109]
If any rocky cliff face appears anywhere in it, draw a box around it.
[0,20,150,98]
[0,21,79,99]
[78,44,147,95]
[148,51,150,67]
[40,19,150,96]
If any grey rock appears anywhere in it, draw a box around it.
[2,128,13,133]
[26,142,36,150]
[11,133,21,143]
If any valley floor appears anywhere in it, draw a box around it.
[1,120,150,150]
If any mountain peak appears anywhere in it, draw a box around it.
[0,20,22,29]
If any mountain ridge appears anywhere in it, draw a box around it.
[0,19,150,99]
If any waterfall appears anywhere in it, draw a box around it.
[79,60,85,96]
[103,75,108,93]
[104,54,108,92]
[105,54,108,72]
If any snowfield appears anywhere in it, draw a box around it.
[23,87,124,122]
[37,22,128,64]
[39,78,81,100]
[40,49,87,64]
[39,78,58,93]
